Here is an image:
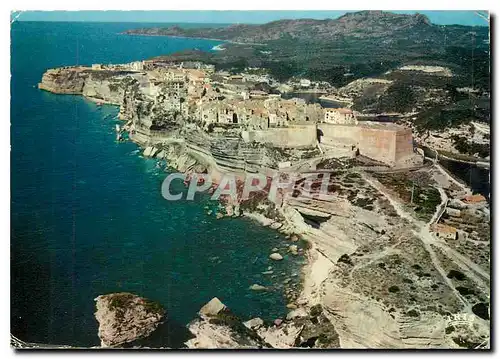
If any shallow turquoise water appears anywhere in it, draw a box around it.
[11,21,304,347]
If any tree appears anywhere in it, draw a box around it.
[377,83,416,113]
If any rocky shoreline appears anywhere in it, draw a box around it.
[36,63,490,349]
[138,139,314,313]
[37,65,338,347]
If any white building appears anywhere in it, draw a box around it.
[324,108,357,125]
[129,61,144,71]
[300,79,311,88]
[165,70,188,83]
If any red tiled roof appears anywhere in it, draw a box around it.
[430,223,457,234]
[464,194,486,203]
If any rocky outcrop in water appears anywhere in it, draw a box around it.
[94,292,165,347]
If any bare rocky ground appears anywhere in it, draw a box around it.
[277,162,490,349]
[13,159,489,350]
[184,297,340,349]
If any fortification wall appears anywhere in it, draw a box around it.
[394,129,415,163]
[358,127,397,166]
[318,123,417,166]
[242,125,317,148]
[319,124,360,147]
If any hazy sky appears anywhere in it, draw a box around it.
[12,10,489,26]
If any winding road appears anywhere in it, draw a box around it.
[361,171,489,311]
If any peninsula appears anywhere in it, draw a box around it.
[37,11,490,349]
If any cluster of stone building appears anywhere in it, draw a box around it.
[118,60,357,131]
[431,193,488,240]
[197,97,329,129]
[96,59,419,167]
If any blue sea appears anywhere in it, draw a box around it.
[11,21,304,347]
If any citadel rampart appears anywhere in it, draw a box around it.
[241,125,317,148]
[319,122,418,167]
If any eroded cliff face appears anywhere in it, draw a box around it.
[81,71,136,105]
[185,298,270,349]
[38,67,89,94]
[38,67,138,104]
[38,66,186,139]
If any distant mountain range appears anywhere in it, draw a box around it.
[124,10,490,93]
[124,11,488,45]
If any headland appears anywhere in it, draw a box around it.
[37,56,490,349]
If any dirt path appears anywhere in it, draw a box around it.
[361,173,488,309]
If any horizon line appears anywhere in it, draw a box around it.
[10,10,490,27]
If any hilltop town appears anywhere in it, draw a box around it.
[38,54,490,349]
[39,59,422,168]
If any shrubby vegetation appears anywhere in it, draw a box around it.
[376,83,416,113]
[451,135,490,158]
[414,98,490,133]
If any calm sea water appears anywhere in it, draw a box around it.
[11,21,304,347]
